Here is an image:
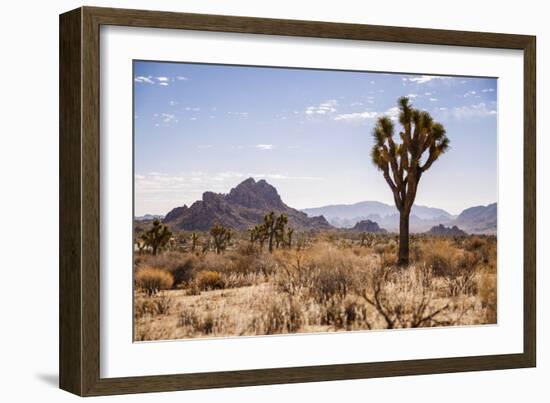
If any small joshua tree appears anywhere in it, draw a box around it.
[249,224,268,250]
[263,212,289,253]
[286,228,294,248]
[209,224,231,254]
[371,97,450,265]
[190,232,199,253]
[140,219,172,256]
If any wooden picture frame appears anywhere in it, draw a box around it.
[59,6,536,396]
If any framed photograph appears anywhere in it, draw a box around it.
[59,6,536,396]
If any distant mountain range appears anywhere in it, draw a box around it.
[155,178,496,234]
[303,201,497,234]
[454,203,497,234]
[302,201,455,232]
[135,214,164,221]
[163,178,331,231]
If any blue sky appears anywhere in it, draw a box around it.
[134,61,497,216]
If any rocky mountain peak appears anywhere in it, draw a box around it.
[226,177,285,210]
[163,178,331,231]
[352,219,387,233]
[427,224,467,236]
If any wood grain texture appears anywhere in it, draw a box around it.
[59,8,82,396]
[59,6,537,396]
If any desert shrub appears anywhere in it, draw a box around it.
[135,266,174,296]
[134,321,169,341]
[200,314,215,334]
[478,267,497,323]
[321,296,370,330]
[464,236,486,252]
[422,243,454,276]
[137,251,184,271]
[274,245,371,302]
[169,255,198,286]
[226,251,260,275]
[196,253,229,273]
[251,295,303,334]
[308,265,354,302]
[177,309,226,336]
[363,265,452,329]
[196,271,225,290]
[134,298,153,319]
[222,272,263,288]
[444,269,478,296]
[178,308,199,328]
[152,293,173,315]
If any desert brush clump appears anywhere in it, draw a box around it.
[195,271,225,291]
[135,266,174,296]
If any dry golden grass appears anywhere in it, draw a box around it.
[134,234,497,341]
[135,266,174,296]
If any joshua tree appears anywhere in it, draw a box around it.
[190,232,199,253]
[263,212,289,253]
[371,97,450,265]
[286,228,294,248]
[249,224,268,250]
[209,224,231,254]
[140,219,172,256]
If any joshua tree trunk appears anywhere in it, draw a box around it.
[398,210,410,265]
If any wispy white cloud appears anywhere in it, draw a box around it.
[407,93,418,98]
[406,75,449,84]
[333,105,400,122]
[429,98,438,102]
[439,103,497,120]
[305,99,338,115]
[255,144,274,150]
[481,88,495,93]
[464,90,477,97]
[134,75,155,84]
[161,113,177,123]
[385,106,400,121]
[135,75,190,85]
[333,111,378,121]
[227,111,249,118]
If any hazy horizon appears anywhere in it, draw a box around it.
[134,175,497,217]
[134,61,497,216]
